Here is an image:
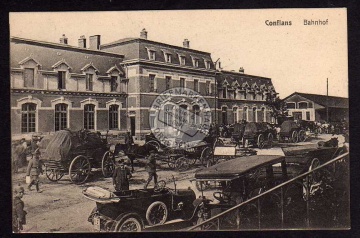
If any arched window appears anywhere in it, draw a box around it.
[286,102,296,109]
[21,103,36,133]
[253,107,257,122]
[193,105,200,125]
[109,105,119,129]
[84,104,95,130]
[298,102,308,109]
[233,107,238,123]
[243,107,248,122]
[221,106,228,124]
[178,105,188,126]
[164,104,174,127]
[55,103,68,131]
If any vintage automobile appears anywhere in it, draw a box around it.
[38,129,115,184]
[83,179,197,232]
[243,122,277,149]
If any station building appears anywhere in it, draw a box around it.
[283,92,349,122]
[10,29,277,139]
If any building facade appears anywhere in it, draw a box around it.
[216,70,276,125]
[10,36,128,138]
[283,92,349,122]
[10,30,278,139]
[101,29,217,137]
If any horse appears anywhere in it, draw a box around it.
[114,142,158,172]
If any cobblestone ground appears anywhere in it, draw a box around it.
[12,134,349,232]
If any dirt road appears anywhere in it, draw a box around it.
[13,134,345,233]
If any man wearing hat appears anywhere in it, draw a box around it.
[144,150,158,189]
[26,148,43,192]
[13,185,27,232]
[112,151,132,191]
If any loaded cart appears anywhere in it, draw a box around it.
[279,120,306,143]
[38,129,116,184]
[243,122,276,149]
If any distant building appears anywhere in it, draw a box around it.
[283,92,348,122]
[216,69,277,125]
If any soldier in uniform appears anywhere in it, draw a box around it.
[26,149,43,192]
[13,185,27,233]
[112,151,132,191]
[144,150,158,189]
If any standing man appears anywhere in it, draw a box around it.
[13,186,27,233]
[112,151,132,191]
[144,150,158,189]
[26,149,43,192]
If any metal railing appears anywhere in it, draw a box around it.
[187,151,349,230]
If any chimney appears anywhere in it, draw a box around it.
[89,35,101,50]
[140,28,147,39]
[183,39,190,48]
[78,35,86,48]
[239,67,244,73]
[59,34,68,44]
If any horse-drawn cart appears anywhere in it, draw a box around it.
[279,120,307,143]
[38,130,115,184]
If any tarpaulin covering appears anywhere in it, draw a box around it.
[43,130,73,161]
[243,122,268,138]
[280,121,299,134]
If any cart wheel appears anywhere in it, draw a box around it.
[298,130,306,142]
[200,147,213,166]
[146,201,168,226]
[102,151,115,178]
[69,155,91,184]
[257,134,265,149]
[145,140,160,151]
[45,166,64,182]
[291,131,298,143]
[267,133,274,148]
[175,157,190,171]
[167,155,177,169]
[303,158,322,200]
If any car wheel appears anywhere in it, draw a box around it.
[257,134,265,149]
[146,201,168,226]
[113,214,143,232]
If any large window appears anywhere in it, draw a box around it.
[306,111,311,121]
[21,103,36,133]
[194,79,199,92]
[24,68,35,87]
[109,105,119,129]
[286,102,296,109]
[149,74,155,92]
[193,105,200,125]
[55,103,67,131]
[165,76,171,90]
[86,74,93,91]
[233,107,238,123]
[180,78,185,88]
[206,81,210,95]
[253,108,257,122]
[84,104,95,130]
[164,104,173,127]
[110,76,118,92]
[298,102,308,109]
[243,107,248,121]
[58,71,66,90]
[222,87,227,98]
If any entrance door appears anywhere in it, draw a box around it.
[293,112,302,121]
[130,117,135,136]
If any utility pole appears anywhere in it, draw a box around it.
[213,58,220,125]
[326,78,329,122]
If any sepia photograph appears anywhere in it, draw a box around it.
[10,9,349,232]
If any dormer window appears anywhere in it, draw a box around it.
[58,71,66,90]
[146,47,157,61]
[24,68,35,88]
[165,53,172,63]
[194,59,199,67]
[110,76,118,92]
[205,60,211,69]
[180,56,186,65]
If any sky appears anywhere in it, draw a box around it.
[9,9,348,98]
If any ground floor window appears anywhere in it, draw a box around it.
[84,104,95,130]
[109,104,119,129]
[243,107,248,121]
[21,103,36,133]
[306,111,311,121]
[55,103,68,131]
[233,107,238,123]
[253,108,257,122]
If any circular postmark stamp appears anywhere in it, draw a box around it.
[149,87,212,148]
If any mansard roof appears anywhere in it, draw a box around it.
[10,37,124,76]
[101,37,215,70]
[218,70,274,91]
